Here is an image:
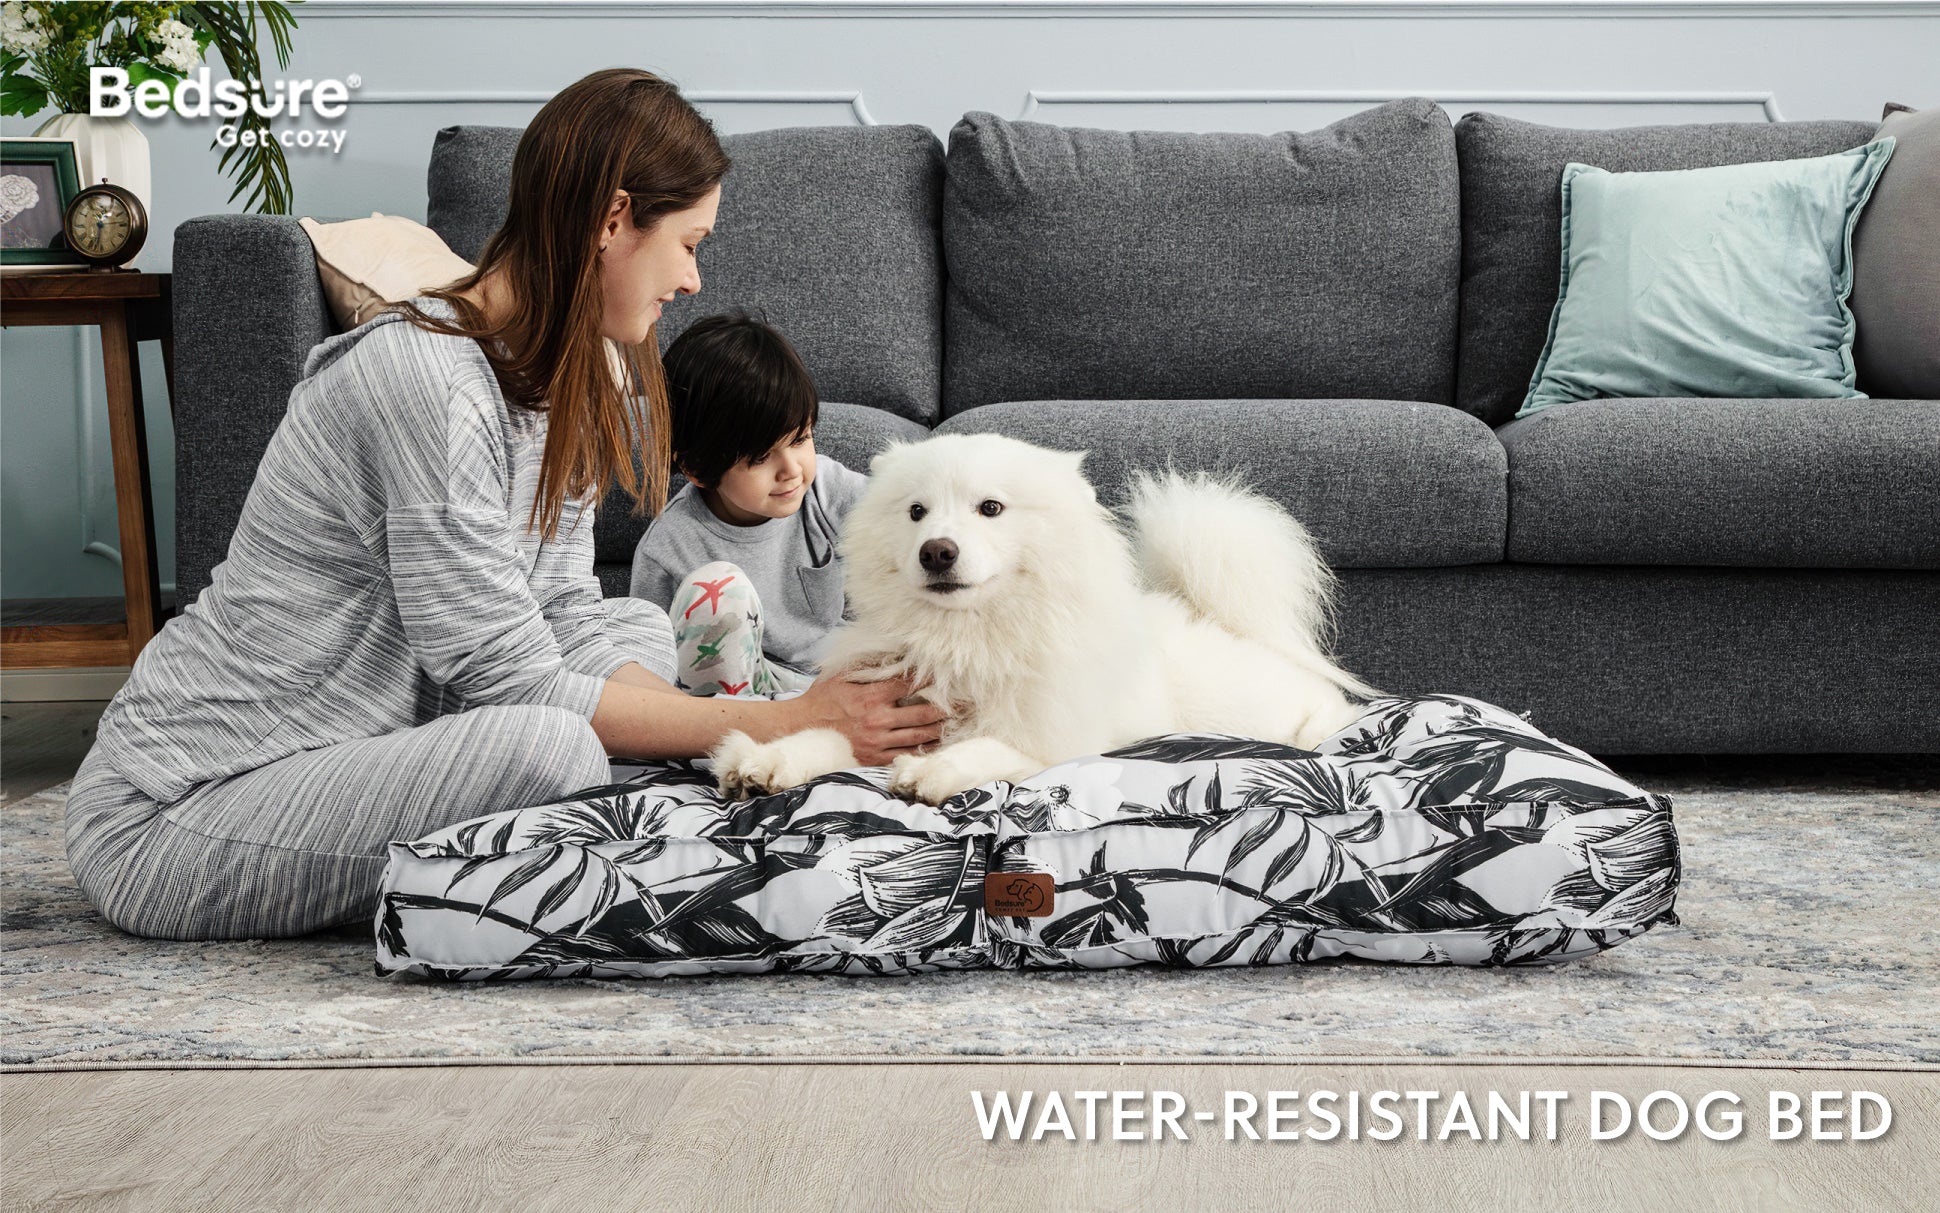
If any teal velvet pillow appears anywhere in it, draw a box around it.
[1518,139,1897,419]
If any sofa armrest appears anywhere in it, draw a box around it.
[172,214,334,607]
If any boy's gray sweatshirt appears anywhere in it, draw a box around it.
[629,454,868,673]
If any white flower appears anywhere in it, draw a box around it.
[157,40,201,73]
[143,17,203,72]
[3,3,49,53]
[152,17,203,72]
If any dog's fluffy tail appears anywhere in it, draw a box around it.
[1125,470,1384,702]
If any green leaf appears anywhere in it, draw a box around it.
[178,2,300,213]
[0,80,49,119]
[124,61,178,87]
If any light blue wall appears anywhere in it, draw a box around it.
[4,0,1937,598]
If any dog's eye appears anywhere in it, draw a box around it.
[909,503,927,521]
[978,499,1005,518]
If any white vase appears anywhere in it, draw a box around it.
[32,112,152,215]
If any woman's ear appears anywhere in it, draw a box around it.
[600,190,630,251]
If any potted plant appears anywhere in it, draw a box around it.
[1,2,302,214]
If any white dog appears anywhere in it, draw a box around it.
[710,433,1381,805]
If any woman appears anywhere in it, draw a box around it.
[63,68,944,941]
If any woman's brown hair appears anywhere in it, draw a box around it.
[394,68,730,538]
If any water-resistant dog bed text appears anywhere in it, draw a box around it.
[375,694,1680,980]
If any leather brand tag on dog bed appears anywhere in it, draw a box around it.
[985,872,1055,917]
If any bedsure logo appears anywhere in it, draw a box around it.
[89,67,358,154]
[985,872,1054,917]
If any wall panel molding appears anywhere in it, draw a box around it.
[350,90,878,125]
[302,1,1940,18]
[1021,88,1787,121]
[71,332,122,572]
[0,667,131,702]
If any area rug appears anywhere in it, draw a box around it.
[3,765,1936,1070]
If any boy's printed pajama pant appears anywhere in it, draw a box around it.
[669,560,817,697]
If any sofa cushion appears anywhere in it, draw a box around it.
[1853,103,1940,399]
[935,399,1505,568]
[1455,113,1880,427]
[426,123,947,423]
[592,400,930,568]
[1498,398,1940,568]
[940,100,1461,417]
[1332,565,1940,753]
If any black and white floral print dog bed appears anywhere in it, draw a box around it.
[374,694,1679,980]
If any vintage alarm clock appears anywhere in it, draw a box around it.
[62,178,149,270]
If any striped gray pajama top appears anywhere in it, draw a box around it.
[93,295,675,807]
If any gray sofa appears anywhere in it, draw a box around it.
[171,98,1940,755]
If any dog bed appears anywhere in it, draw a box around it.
[374,694,1679,980]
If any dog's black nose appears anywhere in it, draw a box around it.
[919,538,959,573]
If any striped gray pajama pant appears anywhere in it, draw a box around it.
[63,704,612,941]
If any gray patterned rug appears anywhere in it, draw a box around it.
[4,761,1936,1070]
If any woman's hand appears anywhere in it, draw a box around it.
[790,674,946,766]
[589,668,944,763]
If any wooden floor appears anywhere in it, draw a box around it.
[4,703,1934,1210]
[4,1062,1931,1211]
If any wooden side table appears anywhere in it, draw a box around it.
[1,270,174,670]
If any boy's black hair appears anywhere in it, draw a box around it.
[662,309,819,488]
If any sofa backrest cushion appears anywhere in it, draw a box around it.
[939,99,1462,417]
[426,123,947,424]
[1853,103,1940,399]
[1454,112,1880,427]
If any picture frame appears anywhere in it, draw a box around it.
[0,137,85,268]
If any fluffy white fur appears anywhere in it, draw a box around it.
[710,433,1379,804]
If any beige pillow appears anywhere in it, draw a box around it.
[298,212,475,330]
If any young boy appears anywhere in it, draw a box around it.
[630,311,869,697]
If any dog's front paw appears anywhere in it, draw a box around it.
[1290,695,1366,750]
[886,752,981,806]
[710,728,856,800]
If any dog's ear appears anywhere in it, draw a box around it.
[1061,448,1090,473]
